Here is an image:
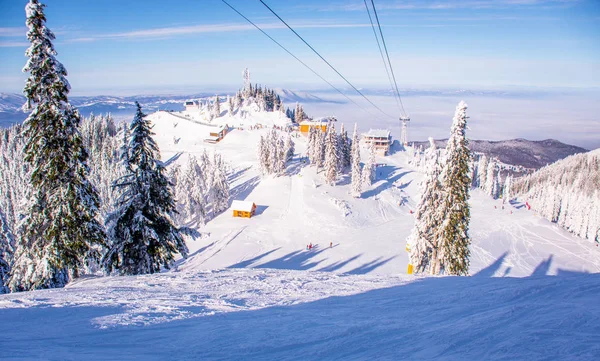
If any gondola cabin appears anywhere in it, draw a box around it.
[231,200,257,218]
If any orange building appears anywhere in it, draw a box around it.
[299,118,332,134]
[231,200,257,218]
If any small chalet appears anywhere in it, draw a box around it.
[299,117,335,134]
[205,125,228,143]
[363,129,392,155]
[231,200,257,218]
[184,100,199,111]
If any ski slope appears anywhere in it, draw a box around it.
[2,109,599,360]
[150,109,600,278]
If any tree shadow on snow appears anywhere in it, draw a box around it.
[229,176,261,205]
[361,167,413,199]
[228,246,396,275]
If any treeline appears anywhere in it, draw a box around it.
[511,150,600,242]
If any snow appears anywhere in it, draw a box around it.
[2,106,600,359]
[1,269,599,360]
[363,129,391,138]
[231,200,255,213]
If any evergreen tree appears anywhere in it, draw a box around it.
[210,153,230,215]
[103,103,188,275]
[1,209,14,293]
[477,154,488,189]
[314,129,325,170]
[438,101,472,276]
[284,134,295,161]
[9,0,107,291]
[227,95,233,114]
[350,123,362,198]
[485,159,496,197]
[503,174,512,202]
[213,95,221,119]
[362,142,376,188]
[324,123,339,185]
[407,138,444,274]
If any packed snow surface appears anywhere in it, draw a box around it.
[2,109,599,360]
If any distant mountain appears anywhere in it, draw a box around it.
[411,138,588,169]
[0,89,339,126]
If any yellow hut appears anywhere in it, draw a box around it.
[299,118,333,134]
[231,200,257,218]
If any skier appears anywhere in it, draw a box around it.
[330,241,333,248]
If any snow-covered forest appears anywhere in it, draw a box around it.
[511,150,600,242]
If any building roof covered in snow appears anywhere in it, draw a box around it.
[363,129,391,139]
[300,117,335,126]
[231,200,256,212]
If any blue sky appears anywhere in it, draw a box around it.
[0,0,599,95]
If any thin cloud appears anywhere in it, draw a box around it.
[0,27,27,37]
[311,0,581,11]
[66,21,374,42]
[0,41,29,48]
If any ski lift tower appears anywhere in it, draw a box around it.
[400,115,410,147]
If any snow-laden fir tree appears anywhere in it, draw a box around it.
[103,103,188,275]
[0,209,15,293]
[307,127,317,165]
[227,95,233,114]
[477,154,488,189]
[210,153,230,215]
[407,138,444,274]
[9,0,107,291]
[324,123,339,185]
[337,123,349,171]
[492,171,501,199]
[294,103,304,123]
[350,124,362,197]
[284,134,295,161]
[484,159,497,197]
[314,129,325,170]
[213,95,221,119]
[438,101,472,276]
[361,141,376,188]
[276,137,286,175]
[503,174,512,202]
[174,155,207,226]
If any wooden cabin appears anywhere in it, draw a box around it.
[184,100,199,111]
[205,125,228,143]
[231,200,257,218]
[299,118,333,134]
[362,129,392,156]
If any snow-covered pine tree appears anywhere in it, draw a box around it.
[103,103,188,276]
[503,174,512,202]
[485,159,496,197]
[350,123,362,197]
[213,95,221,119]
[342,125,351,169]
[0,209,15,293]
[284,133,295,161]
[178,155,207,226]
[336,123,348,172]
[492,171,501,200]
[324,123,339,185]
[211,153,230,215]
[307,127,316,165]
[315,129,325,170]
[362,141,376,188]
[407,138,444,274]
[227,95,233,114]
[438,101,472,276]
[275,137,286,175]
[294,103,301,123]
[9,0,107,291]
[257,136,268,176]
[477,154,488,189]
